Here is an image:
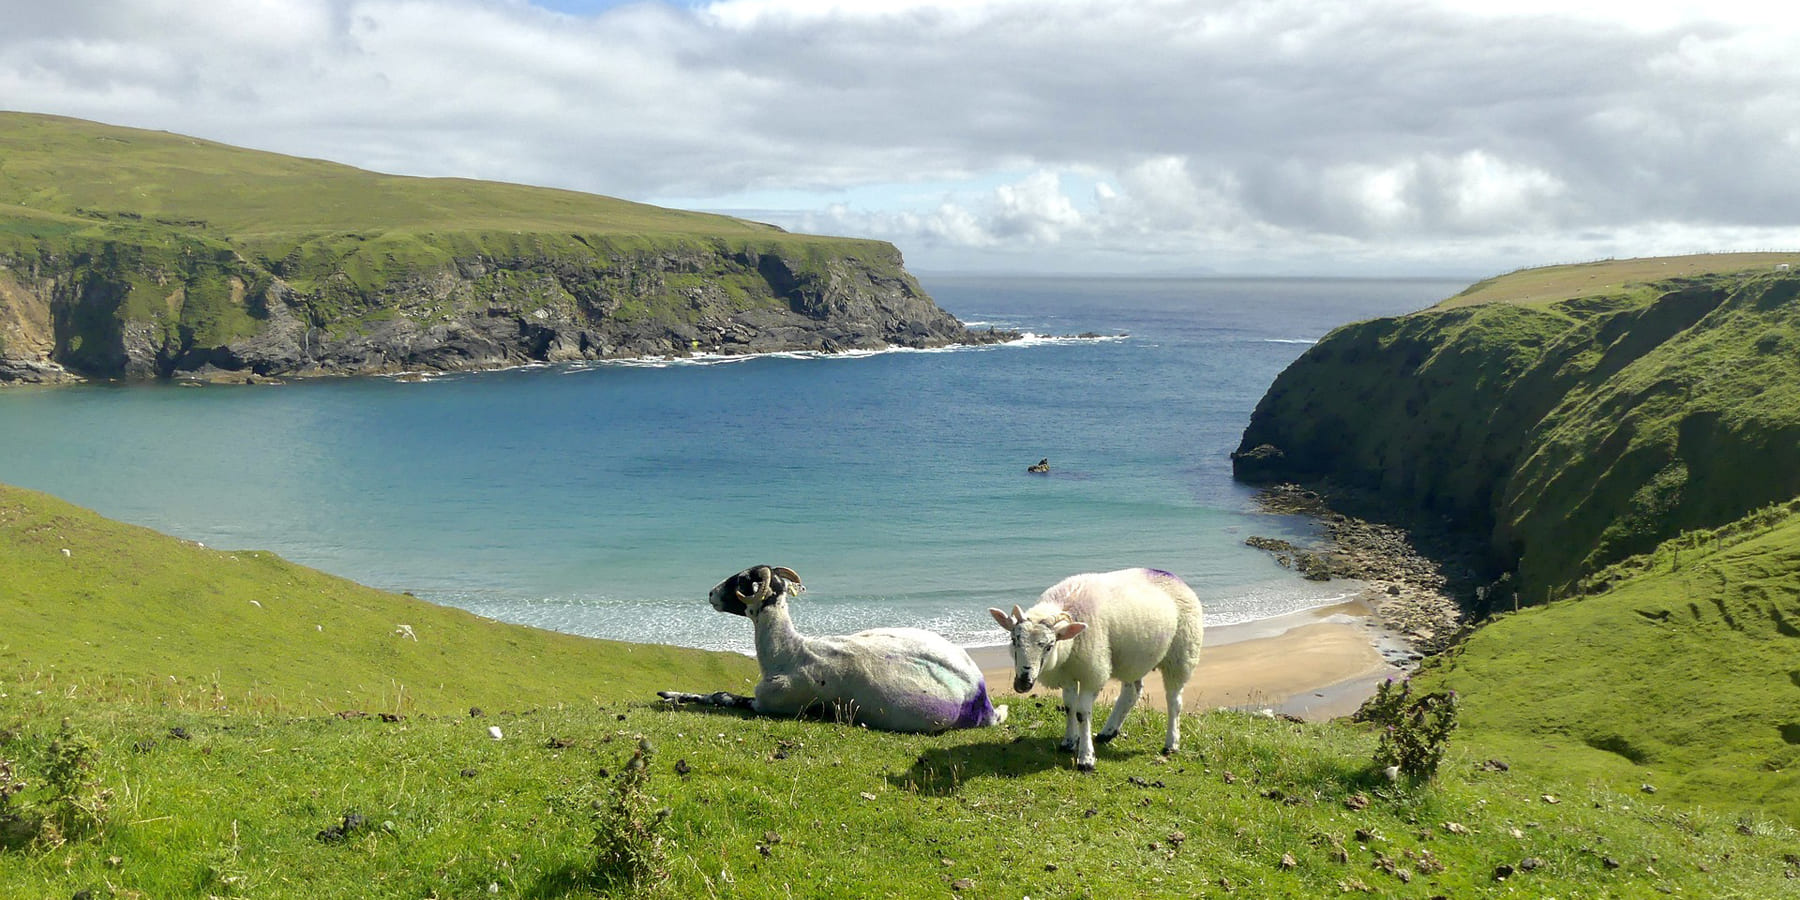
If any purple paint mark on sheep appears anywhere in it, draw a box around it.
[1143,567,1183,583]
[959,681,1001,728]
[915,681,1000,729]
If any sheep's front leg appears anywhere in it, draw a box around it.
[1070,689,1101,772]
[1058,686,1081,751]
[1096,679,1141,744]
[657,690,756,710]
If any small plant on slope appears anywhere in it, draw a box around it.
[38,718,110,845]
[592,736,671,891]
[1355,678,1458,780]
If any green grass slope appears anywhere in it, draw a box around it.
[8,689,1798,899]
[0,483,756,714]
[1439,253,1800,309]
[1420,499,1800,824]
[4,485,1800,897]
[0,111,784,242]
[1235,261,1800,603]
[0,111,871,302]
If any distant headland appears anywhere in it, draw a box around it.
[0,112,1017,385]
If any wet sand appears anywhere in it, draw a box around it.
[970,599,1410,721]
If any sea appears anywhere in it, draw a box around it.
[0,275,1464,654]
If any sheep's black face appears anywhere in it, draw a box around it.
[709,571,755,617]
[708,565,802,617]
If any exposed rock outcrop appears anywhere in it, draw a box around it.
[0,240,1016,383]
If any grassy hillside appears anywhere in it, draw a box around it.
[1235,258,1800,603]
[1420,498,1800,824]
[0,112,861,301]
[0,483,757,714]
[4,488,1798,897]
[1439,253,1800,309]
[0,113,962,382]
[0,112,786,242]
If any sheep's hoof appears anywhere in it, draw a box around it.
[1095,730,1121,745]
[1076,761,1097,773]
[1161,745,1178,756]
[1057,739,1077,752]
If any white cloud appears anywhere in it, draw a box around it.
[988,171,1082,243]
[0,0,1796,274]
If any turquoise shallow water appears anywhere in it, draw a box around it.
[0,275,1463,652]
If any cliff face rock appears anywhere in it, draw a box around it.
[0,236,1008,383]
[0,265,75,383]
[1234,268,1800,608]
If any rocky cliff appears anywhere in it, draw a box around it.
[0,234,1006,384]
[1233,261,1800,609]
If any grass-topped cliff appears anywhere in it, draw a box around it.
[0,113,998,383]
[1234,252,1800,603]
[4,484,1798,898]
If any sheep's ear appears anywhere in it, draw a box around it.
[1054,620,1087,641]
[988,607,1016,630]
[770,568,806,597]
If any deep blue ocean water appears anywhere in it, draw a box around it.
[0,276,1463,652]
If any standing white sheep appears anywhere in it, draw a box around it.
[989,568,1203,771]
[660,565,1008,733]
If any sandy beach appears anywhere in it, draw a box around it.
[970,598,1411,721]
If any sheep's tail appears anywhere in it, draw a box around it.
[657,690,756,710]
[1150,571,1206,675]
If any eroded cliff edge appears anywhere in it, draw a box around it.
[1232,262,1800,612]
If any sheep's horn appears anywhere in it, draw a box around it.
[772,566,801,587]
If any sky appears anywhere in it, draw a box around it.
[1,0,1796,276]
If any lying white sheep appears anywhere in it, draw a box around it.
[660,565,1008,733]
[989,567,1203,771]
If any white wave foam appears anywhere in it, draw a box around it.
[1004,332,1129,348]
[1262,338,1317,345]
[548,333,1127,371]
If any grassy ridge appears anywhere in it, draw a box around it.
[0,483,757,714]
[0,112,785,241]
[0,112,858,301]
[1439,253,1800,309]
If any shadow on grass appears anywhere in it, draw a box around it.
[886,737,1086,795]
[523,864,593,900]
[0,813,42,853]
